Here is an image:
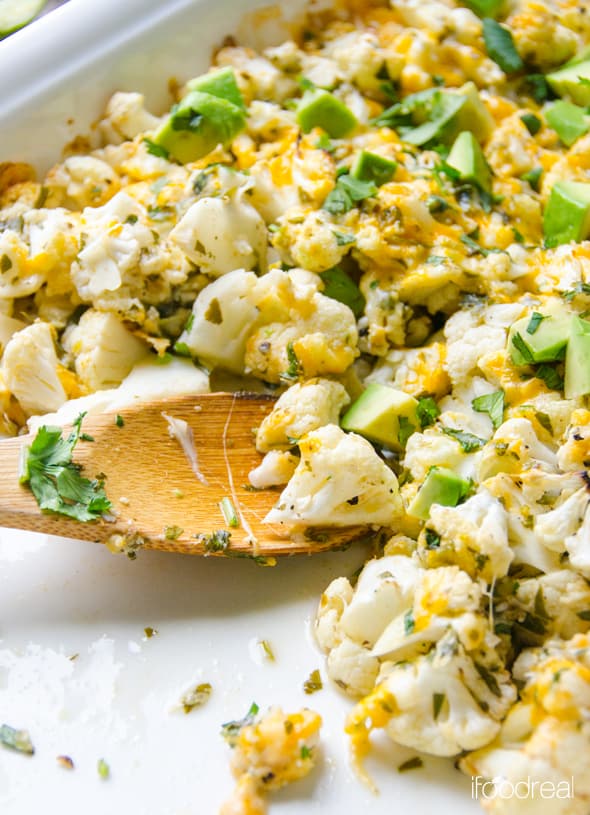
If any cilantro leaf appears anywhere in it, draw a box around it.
[526,311,545,334]
[511,331,535,364]
[416,397,440,429]
[482,18,524,74]
[520,112,541,136]
[398,416,416,447]
[20,414,112,522]
[323,173,377,214]
[442,427,487,452]
[536,364,564,391]
[472,390,505,430]
[562,282,590,302]
[143,138,169,159]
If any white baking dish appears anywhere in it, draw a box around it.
[0,3,477,813]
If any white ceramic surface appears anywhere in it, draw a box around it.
[0,2,480,813]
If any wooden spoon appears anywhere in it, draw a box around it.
[0,393,365,557]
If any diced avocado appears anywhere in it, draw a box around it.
[319,266,365,318]
[508,307,571,365]
[297,89,357,138]
[543,180,590,247]
[562,44,590,69]
[186,67,245,110]
[462,0,504,18]
[153,90,246,163]
[446,131,492,194]
[545,101,590,147]
[565,315,590,398]
[341,383,419,450]
[351,150,397,186]
[407,466,471,520]
[547,59,590,106]
[452,82,495,144]
[0,0,46,36]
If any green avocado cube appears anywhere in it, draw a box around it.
[545,101,590,147]
[565,315,590,398]
[547,59,590,106]
[186,67,245,110]
[508,307,571,366]
[446,130,492,193]
[297,89,357,138]
[340,383,419,450]
[351,150,397,186]
[543,180,590,247]
[153,90,246,163]
[407,466,471,520]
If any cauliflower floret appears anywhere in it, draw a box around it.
[0,313,25,352]
[255,378,349,452]
[495,570,590,644]
[557,409,590,471]
[323,31,384,92]
[248,449,299,489]
[273,209,348,274]
[461,633,590,814]
[45,155,120,209]
[367,342,451,397]
[181,268,358,381]
[169,190,267,276]
[506,0,578,70]
[478,418,557,480]
[403,426,476,482]
[346,629,515,763]
[1,322,66,415]
[99,92,161,143]
[265,424,402,527]
[220,706,321,815]
[0,228,47,298]
[565,502,590,578]
[534,487,590,554]
[420,491,513,581]
[444,309,507,386]
[315,575,354,653]
[62,309,149,391]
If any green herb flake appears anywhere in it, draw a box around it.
[472,390,505,430]
[303,669,323,695]
[143,138,169,159]
[164,525,184,541]
[521,166,543,191]
[220,496,239,528]
[433,693,446,720]
[115,414,124,428]
[424,529,441,549]
[474,662,501,697]
[577,610,590,621]
[1,253,12,273]
[526,312,545,335]
[181,682,212,714]
[300,745,312,760]
[398,756,424,772]
[124,214,139,225]
[417,397,440,429]
[20,414,112,522]
[198,529,231,553]
[534,411,553,434]
[398,416,415,447]
[97,758,110,780]
[259,640,275,661]
[144,626,158,638]
[221,702,259,745]
[281,342,300,382]
[536,364,563,391]
[0,724,34,755]
[562,282,590,302]
[441,427,487,452]
[404,608,415,635]
[482,18,524,74]
[520,112,541,136]
[511,332,535,364]
[332,230,356,246]
[323,173,377,214]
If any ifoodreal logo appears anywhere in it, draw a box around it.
[472,776,575,801]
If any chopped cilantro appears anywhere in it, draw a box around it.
[404,608,415,635]
[221,702,259,745]
[280,342,301,383]
[474,662,501,696]
[164,525,184,540]
[323,173,378,215]
[536,364,563,391]
[300,745,312,760]
[398,756,423,772]
[144,626,158,638]
[398,416,415,447]
[198,529,232,553]
[303,669,323,694]
[472,390,505,430]
[259,640,275,661]
[97,758,110,779]
[526,311,545,334]
[115,414,124,428]
[180,682,212,714]
[520,112,541,136]
[562,282,590,302]
[0,724,34,755]
[482,19,524,74]
[511,332,535,364]
[143,138,169,159]
[521,166,542,191]
[332,230,356,246]
[441,427,487,452]
[416,397,440,429]
[424,529,441,549]
[432,693,446,721]
[1,253,12,273]
[19,414,112,522]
